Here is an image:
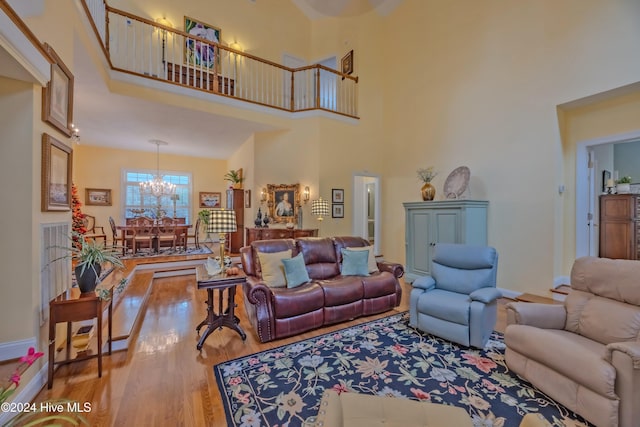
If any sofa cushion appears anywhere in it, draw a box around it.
[257,250,291,288]
[282,253,311,288]
[417,289,470,325]
[251,239,297,276]
[298,237,340,279]
[505,325,617,398]
[344,245,378,273]
[320,276,364,306]
[271,283,324,318]
[565,290,640,346]
[341,248,370,276]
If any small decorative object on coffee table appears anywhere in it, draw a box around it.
[195,264,247,349]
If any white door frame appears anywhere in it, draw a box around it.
[575,129,640,257]
[352,172,381,255]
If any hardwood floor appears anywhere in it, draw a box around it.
[35,274,510,426]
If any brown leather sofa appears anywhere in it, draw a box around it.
[505,257,640,427]
[240,236,404,343]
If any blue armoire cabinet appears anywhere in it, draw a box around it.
[403,200,488,282]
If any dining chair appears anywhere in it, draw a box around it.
[83,214,107,244]
[131,217,155,254]
[186,217,201,250]
[109,216,130,255]
[157,217,177,251]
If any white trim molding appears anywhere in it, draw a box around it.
[553,276,570,288]
[0,337,37,362]
[0,363,48,425]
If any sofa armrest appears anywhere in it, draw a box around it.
[505,302,566,329]
[242,277,276,342]
[411,275,435,291]
[377,261,404,278]
[606,341,640,369]
[470,287,501,304]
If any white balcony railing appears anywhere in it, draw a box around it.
[80,0,359,118]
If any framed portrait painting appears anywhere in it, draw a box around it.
[42,133,73,211]
[85,188,112,206]
[199,192,221,208]
[184,16,222,69]
[42,43,73,137]
[267,184,300,223]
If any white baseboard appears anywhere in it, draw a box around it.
[553,276,570,288]
[498,288,521,300]
[0,337,37,362]
[0,363,47,425]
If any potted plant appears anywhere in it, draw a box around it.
[616,176,632,194]
[53,234,124,294]
[224,169,244,189]
[417,166,438,201]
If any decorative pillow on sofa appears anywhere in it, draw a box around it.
[257,250,292,288]
[341,248,370,276]
[282,253,311,288]
[346,245,379,273]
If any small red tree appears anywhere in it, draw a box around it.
[71,183,86,247]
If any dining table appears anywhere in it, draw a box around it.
[116,222,192,254]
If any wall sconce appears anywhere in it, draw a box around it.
[260,187,267,203]
[303,186,310,203]
[71,124,80,143]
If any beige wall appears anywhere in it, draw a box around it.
[73,144,228,233]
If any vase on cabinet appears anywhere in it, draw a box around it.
[421,182,436,201]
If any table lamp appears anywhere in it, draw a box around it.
[311,198,330,221]
[208,209,237,272]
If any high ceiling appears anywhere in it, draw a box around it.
[291,0,403,19]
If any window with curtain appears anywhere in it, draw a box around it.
[122,169,192,222]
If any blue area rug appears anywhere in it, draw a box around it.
[215,312,593,427]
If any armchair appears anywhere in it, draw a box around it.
[505,257,640,427]
[409,243,499,348]
[82,214,107,244]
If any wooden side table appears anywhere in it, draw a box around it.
[195,265,247,350]
[48,287,113,389]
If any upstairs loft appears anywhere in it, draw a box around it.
[81,0,359,119]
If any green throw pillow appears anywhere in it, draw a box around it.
[282,253,310,288]
[341,248,370,276]
[346,245,379,273]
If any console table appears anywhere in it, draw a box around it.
[245,228,318,246]
[48,287,112,388]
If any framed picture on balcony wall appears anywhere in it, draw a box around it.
[42,133,72,211]
[341,50,354,75]
[184,16,222,69]
[267,184,300,223]
[42,43,73,137]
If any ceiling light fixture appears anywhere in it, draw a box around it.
[140,139,176,198]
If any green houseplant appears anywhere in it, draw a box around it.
[53,234,124,294]
[616,176,632,194]
[223,169,244,189]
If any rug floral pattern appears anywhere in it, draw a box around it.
[215,313,592,427]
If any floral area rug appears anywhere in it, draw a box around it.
[214,312,593,427]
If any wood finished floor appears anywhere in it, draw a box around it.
[35,274,510,427]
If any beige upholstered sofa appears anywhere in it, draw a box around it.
[505,257,640,427]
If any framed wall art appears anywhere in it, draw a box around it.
[199,191,221,208]
[341,50,354,75]
[332,188,344,203]
[245,189,251,208]
[332,204,344,218]
[267,183,300,223]
[85,188,112,206]
[184,16,222,69]
[42,133,73,211]
[42,43,73,137]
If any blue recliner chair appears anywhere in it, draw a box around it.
[409,243,500,348]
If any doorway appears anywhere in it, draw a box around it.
[352,173,380,255]
[575,130,640,258]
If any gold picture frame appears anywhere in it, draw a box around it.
[42,43,73,137]
[85,188,112,206]
[42,133,73,211]
[199,191,221,208]
[267,184,300,223]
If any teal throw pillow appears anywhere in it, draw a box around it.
[282,253,311,288]
[341,248,370,276]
